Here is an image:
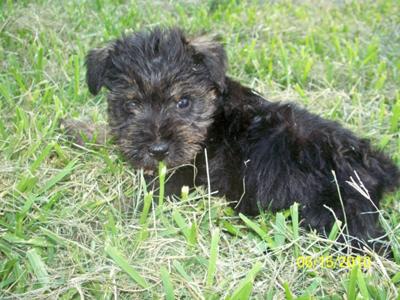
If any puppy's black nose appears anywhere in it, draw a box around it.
[149,142,169,160]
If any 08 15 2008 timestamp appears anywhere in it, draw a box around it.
[296,255,371,270]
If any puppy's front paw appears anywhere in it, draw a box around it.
[60,118,108,146]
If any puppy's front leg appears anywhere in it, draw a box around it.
[60,119,109,146]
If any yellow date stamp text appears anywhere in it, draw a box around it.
[296,255,371,269]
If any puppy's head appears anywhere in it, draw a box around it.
[86,27,227,170]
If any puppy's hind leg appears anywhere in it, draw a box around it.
[345,197,392,257]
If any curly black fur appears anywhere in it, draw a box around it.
[86,27,399,254]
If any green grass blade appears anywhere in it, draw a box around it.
[391,272,400,284]
[230,281,252,300]
[29,142,54,173]
[0,117,6,139]
[229,262,262,300]
[140,170,148,195]
[221,220,241,236]
[264,288,275,300]
[16,175,38,193]
[357,267,369,299]
[73,55,80,98]
[105,244,149,288]
[188,222,198,245]
[173,261,192,282]
[239,213,274,248]
[41,227,95,255]
[347,264,358,300]
[0,81,13,106]
[290,202,299,257]
[206,228,220,288]
[283,282,294,300]
[40,228,68,247]
[158,161,167,206]
[160,266,175,300]
[105,211,117,235]
[0,240,16,259]
[296,295,312,300]
[172,210,191,241]
[274,212,286,247]
[390,98,400,133]
[38,160,77,194]
[26,249,50,287]
[328,220,342,241]
[18,194,37,218]
[139,191,153,225]
[35,47,44,81]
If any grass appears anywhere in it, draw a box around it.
[0,0,400,299]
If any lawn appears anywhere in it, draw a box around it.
[1,0,400,299]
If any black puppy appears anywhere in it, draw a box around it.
[84,27,399,253]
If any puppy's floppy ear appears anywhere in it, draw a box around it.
[189,36,227,92]
[85,45,112,95]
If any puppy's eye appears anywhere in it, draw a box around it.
[177,98,190,109]
[124,101,136,113]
